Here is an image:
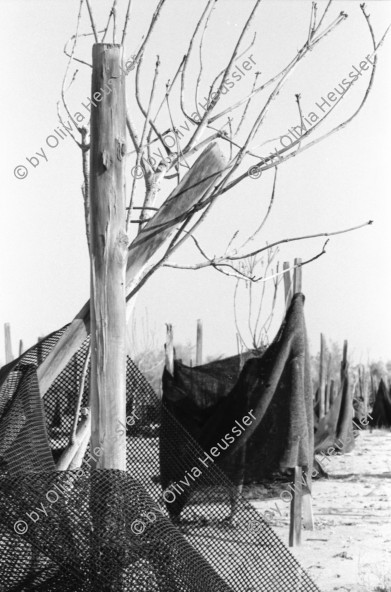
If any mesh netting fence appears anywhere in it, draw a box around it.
[0,321,321,591]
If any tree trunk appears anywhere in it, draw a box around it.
[37,143,227,397]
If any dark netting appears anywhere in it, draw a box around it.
[161,293,314,491]
[0,303,321,591]
[314,355,354,454]
[370,378,391,428]
[169,349,261,409]
[0,365,55,476]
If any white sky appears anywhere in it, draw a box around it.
[1,0,391,366]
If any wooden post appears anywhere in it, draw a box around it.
[341,340,348,376]
[89,43,128,471]
[319,334,327,419]
[4,323,13,363]
[165,324,174,376]
[283,262,292,309]
[362,368,368,417]
[196,319,203,366]
[289,467,303,546]
[293,257,302,293]
[329,379,336,406]
[289,257,314,544]
[290,258,302,546]
[324,383,329,415]
[19,339,24,357]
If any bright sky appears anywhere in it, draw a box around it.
[1,0,391,367]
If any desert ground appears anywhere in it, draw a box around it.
[251,429,391,592]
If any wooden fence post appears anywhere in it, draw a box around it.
[290,258,302,547]
[341,340,348,375]
[289,258,313,544]
[319,334,327,419]
[4,323,13,364]
[361,368,368,417]
[293,257,302,294]
[89,43,128,471]
[165,324,174,376]
[289,467,303,546]
[329,379,336,406]
[196,319,203,366]
[283,262,292,309]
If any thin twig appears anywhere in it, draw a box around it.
[208,32,257,103]
[134,0,166,64]
[122,0,132,45]
[310,3,318,40]
[225,220,372,262]
[181,0,215,123]
[64,27,104,68]
[58,1,86,145]
[165,93,182,184]
[314,0,333,35]
[185,0,262,152]
[127,56,160,231]
[102,0,118,42]
[163,220,372,272]
[235,71,261,137]
[209,9,346,129]
[166,239,330,285]
[307,2,316,46]
[146,56,186,151]
[222,14,383,196]
[195,1,216,117]
[86,0,99,43]
[135,53,169,157]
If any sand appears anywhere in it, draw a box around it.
[251,429,391,592]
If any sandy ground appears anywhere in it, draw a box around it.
[251,429,391,592]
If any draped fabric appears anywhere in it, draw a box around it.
[370,379,391,428]
[314,356,354,454]
[161,293,314,512]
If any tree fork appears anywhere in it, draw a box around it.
[89,43,128,470]
[37,143,226,397]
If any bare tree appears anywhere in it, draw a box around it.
[39,0,388,465]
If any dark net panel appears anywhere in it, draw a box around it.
[154,407,317,592]
[0,321,321,592]
[314,358,354,454]
[370,379,391,428]
[160,294,314,489]
[0,471,237,591]
[0,365,55,476]
[6,326,158,464]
